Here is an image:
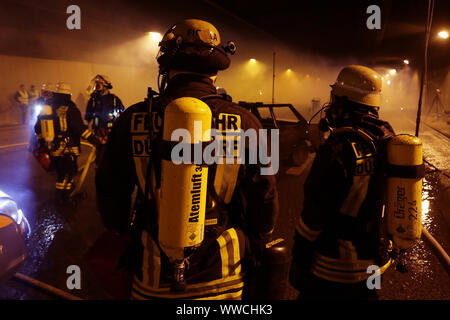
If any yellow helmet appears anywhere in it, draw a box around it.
[55,82,72,95]
[330,65,382,108]
[157,19,236,76]
[41,82,56,93]
[161,19,222,48]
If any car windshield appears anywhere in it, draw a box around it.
[272,107,299,123]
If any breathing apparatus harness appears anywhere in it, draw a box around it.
[128,86,234,292]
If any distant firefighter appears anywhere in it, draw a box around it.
[290,65,396,299]
[28,84,39,105]
[85,75,124,137]
[34,82,101,204]
[85,75,124,164]
[14,84,29,124]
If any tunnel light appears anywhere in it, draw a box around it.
[403,59,409,65]
[389,69,397,75]
[387,80,391,85]
[438,30,449,39]
[249,58,256,62]
[287,69,292,72]
[148,32,162,42]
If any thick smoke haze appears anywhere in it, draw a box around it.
[0,0,442,129]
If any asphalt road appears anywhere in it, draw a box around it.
[0,115,448,300]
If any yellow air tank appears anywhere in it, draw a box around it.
[157,97,211,289]
[386,134,424,250]
[39,105,55,142]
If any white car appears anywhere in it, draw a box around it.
[0,190,30,283]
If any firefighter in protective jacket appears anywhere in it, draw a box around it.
[35,82,100,203]
[290,65,396,299]
[85,75,124,165]
[85,75,124,138]
[95,19,278,300]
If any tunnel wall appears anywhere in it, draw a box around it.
[0,54,158,126]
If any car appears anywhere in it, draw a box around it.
[0,190,30,283]
[238,102,324,172]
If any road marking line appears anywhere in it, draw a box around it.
[0,142,28,150]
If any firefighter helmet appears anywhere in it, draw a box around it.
[330,65,382,108]
[157,19,236,75]
[41,83,56,93]
[91,74,113,92]
[55,82,72,95]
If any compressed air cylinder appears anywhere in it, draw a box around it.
[39,105,55,142]
[386,134,423,250]
[158,97,211,262]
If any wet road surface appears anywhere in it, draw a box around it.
[0,116,448,300]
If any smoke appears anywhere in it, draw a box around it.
[0,0,424,128]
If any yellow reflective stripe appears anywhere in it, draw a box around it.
[227,228,241,275]
[132,274,244,300]
[196,286,243,300]
[59,116,67,132]
[81,129,92,139]
[216,228,241,277]
[339,175,371,217]
[134,229,243,300]
[205,218,218,226]
[68,147,80,155]
[295,215,321,242]
[217,231,230,278]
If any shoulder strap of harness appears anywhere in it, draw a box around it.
[332,126,376,156]
[199,94,231,102]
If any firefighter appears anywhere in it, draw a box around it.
[35,82,100,204]
[85,75,124,165]
[28,84,39,105]
[14,84,29,124]
[289,65,396,299]
[95,19,279,300]
[36,83,55,106]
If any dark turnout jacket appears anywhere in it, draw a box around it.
[95,74,278,299]
[35,94,98,156]
[290,112,395,288]
[85,92,124,135]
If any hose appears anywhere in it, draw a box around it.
[13,272,83,300]
[70,143,96,198]
[421,227,450,276]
